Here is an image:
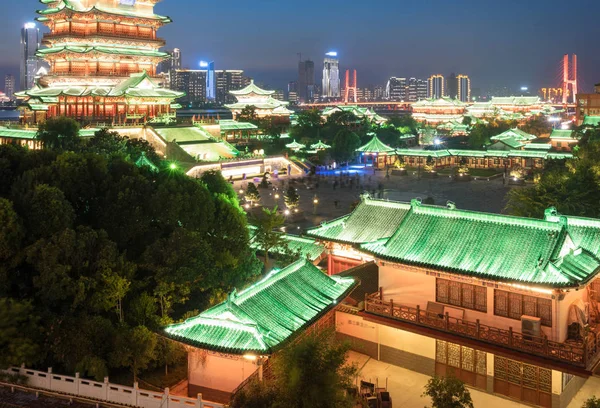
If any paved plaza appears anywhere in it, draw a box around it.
[235,165,517,232]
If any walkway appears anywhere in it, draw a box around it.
[347,351,600,408]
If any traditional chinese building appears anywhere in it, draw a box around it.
[321,105,387,125]
[16,0,184,123]
[163,259,356,403]
[488,128,537,150]
[356,134,396,168]
[550,129,578,152]
[225,80,293,121]
[308,196,600,407]
[411,97,467,124]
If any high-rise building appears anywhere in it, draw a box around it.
[446,73,458,99]
[273,89,285,101]
[17,1,183,121]
[322,52,340,99]
[216,70,246,104]
[428,74,444,99]
[386,77,406,101]
[457,74,471,102]
[374,86,385,101]
[171,70,207,104]
[287,81,298,103]
[202,61,216,102]
[298,59,315,102]
[4,75,15,101]
[406,78,428,102]
[20,23,40,91]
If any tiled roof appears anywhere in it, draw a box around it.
[550,129,577,140]
[229,80,274,96]
[583,116,600,126]
[307,197,411,244]
[219,120,258,131]
[356,135,395,154]
[37,0,172,23]
[361,200,600,287]
[163,259,356,354]
[37,46,168,59]
[491,128,537,142]
[249,227,325,262]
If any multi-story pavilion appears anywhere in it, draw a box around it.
[412,97,467,124]
[307,196,600,407]
[16,0,184,123]
[225,80,292,121]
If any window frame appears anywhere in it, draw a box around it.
[436,278,487,313]
[494,289,552,327]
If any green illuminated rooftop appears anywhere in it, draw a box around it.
[307,196,411,244]
[550,129,577,140]
[37,46,168,59]
[356,200,600,287]
[163,259,356,354]
[249,227,325,262]
[37,0,173,23]
[583,116,600,127]
[356,135,395,154]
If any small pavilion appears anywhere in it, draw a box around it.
[356,134,396,168]
[310,140,331,151]
[225,81,293,122]
[285,140,306,151]
[163,259,356,403]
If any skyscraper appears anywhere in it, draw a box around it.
[4,75,14,101]
[20,23,40,91]
[171,70,207,104]
[322,52,340,99]
[216,70,246,104]
[428,74,444,99]
[386,77,406,101]
[158,48,182,88]
[446,73,458,99]
[298,59,315,102]
[202,61,216,102]
[288,81,298,103]
[457,74,471,102]
[407,78,428,102]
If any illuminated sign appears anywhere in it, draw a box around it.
[120,0,136,5]
[24,22,36,29]
[199,61,209,68]
[325,51,338,57]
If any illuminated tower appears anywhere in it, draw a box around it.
[344,70,357,103]
[20,22,40,91]
[457,74,471,102]
[562,54,577,104]
[428,74,444,99]
[17,0,184,122]
[322,52,340,98]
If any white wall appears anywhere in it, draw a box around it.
[378,263,562,340]
[336,311,378,344]
[188,350,258,394]
[379,323,436,359]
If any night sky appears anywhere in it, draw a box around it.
[1,0,599,92]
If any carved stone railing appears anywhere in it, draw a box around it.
[364,291,594,369]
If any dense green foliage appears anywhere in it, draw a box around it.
[331,129,361,164]
[0,121,261,382]
[422,375,474,408]
[230,330,358,408]
[251,206,286,269]
[583,396,600,408]
[467,119,516,148]
[505,140,600,218]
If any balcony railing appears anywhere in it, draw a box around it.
[44,30,164,44]
[364,291,600,369]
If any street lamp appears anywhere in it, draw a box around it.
[313,195,319,215]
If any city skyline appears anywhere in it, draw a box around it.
[0,0,599,94]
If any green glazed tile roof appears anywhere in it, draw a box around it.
[360,200,600,287]
[545,210,600,259]
[550,129,577,140]
[307,197,411,244]
[523,143,552,151]
[134,152,159,173]
[37,46,168,59]
[583,116,600,126]
[491,128,537,142]
[155,126,213,143]
[219,120,258,131]
[285,140,306,149]
[163,259,356,354]
[356,135,395,154]
[249,227,325,262]
[311,140,331,150]
[229,80,274,96]
[37,0,172,23]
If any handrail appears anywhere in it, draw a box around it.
[364,291,592,368]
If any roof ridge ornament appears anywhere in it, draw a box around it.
[446,201,456,210]
[411,198,422,207]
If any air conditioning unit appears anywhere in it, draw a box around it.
[521,315,542,338]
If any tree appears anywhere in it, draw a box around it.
[110,326,157,383]
[520,115,552,137]
[251,206,286,269]
[0,198,23,263]
[0,298,40,369]
[583,396,600,408]
[289,109,324,142]
[505,141,600,218]
[19,184,75,242]
[245,182,261,203]
[238,105,260,125]
[331,129,360,164]
[36,116,81,150]
[284,185,300,209]
[422,375,474,408]
[200,170,236,200]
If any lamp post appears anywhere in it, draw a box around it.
[313,195,319,215]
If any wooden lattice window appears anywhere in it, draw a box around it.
[436,340,486,375]
[495,356,551,393]
[494,290,552,327]
[436,278,487,312]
